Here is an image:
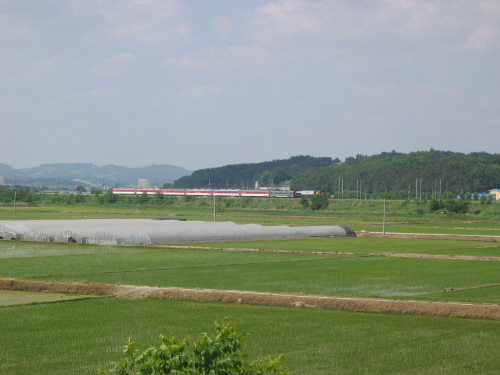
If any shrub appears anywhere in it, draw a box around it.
[299,197,309,209]
[97,318,288,375]
[310,194,329,211]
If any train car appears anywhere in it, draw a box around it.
[212,190,241,197]
[240,190,270,198]
[295,190,326,197]
[185,189,211,196]
[297,190,315,197]
[270,190,295,198]
[112,189,136,195]
[160,189,185,196]
[136,189,161,196]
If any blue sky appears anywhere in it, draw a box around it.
[1,0,499,170]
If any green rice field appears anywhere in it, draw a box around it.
[1,203,499,375]
[174,237,500,255]
[0,289,94,306]
[0,239,498,301]
[1,298,499,375]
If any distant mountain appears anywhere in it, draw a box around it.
[0,163,29,181]
[0,163,191,188]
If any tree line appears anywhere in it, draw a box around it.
[290,150,500,197]
[174,155,335,189]
[173,150,500,198]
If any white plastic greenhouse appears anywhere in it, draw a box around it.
[0,219,356,245]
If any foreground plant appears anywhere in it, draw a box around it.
[97,318,288,375]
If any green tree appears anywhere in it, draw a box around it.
[137,191,149,204]
[310,194,329,211]
[91,189,102,196]
[153,190,165,204]
[75,186,86,194]
[443,199,470,214]
[98,318,288,375]
[299,196,309,209]
[429,199,443,212]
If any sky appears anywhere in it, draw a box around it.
[1,0,499,171]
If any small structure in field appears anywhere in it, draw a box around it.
[0,219,356,245]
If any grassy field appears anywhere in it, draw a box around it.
[403,285,500,304]
[23,256,498,300]
[0,289,94,306]
[1,241,498,302]
[0,202,499,374]
[172,237,500,255]
[1,298,499,375]
[2,197,500,223]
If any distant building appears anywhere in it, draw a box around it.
[0,176,4,186]
[488,189,500,201]
[137,179,149,189]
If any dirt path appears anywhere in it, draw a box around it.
[384,253,500,261]
[1,278,499,320]
[358,231,500,242]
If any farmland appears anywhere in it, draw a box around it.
[0,201,499,374]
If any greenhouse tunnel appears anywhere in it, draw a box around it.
[0,219,356,245]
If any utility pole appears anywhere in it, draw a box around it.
[383,199,386,235]
[213,194,216,222]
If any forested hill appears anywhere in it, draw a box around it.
[174,155,335,189]
[290,150,500,195]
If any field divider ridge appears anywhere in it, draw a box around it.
[1,278,499,320]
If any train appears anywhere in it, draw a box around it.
[112,188,325,198]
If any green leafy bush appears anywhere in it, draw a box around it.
[310,194,329,211]
[98,318,288,375]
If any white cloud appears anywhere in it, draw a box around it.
[213,16,233,37]
[93,0,191,44]
[166,45,273,70]
[453,23,500,51]
[246,0,498,47]
[178,86,225,99]
[478,0,500,21]
[90,53,137,79]
[247,0,336,42]
[79,87,119,99]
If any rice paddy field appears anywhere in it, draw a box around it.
[0,203,499,374]
[1,297,500,375]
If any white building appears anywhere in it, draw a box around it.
[137,179,149,189]
[488,189,500,201]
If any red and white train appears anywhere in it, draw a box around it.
[112,188,325,198]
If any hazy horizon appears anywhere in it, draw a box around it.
[1,1,499,170]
